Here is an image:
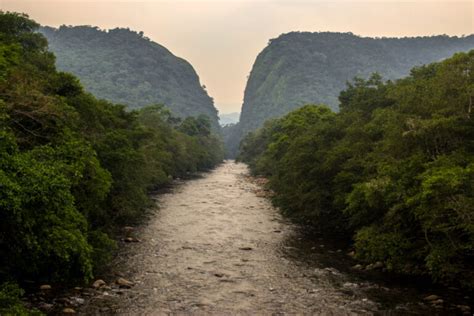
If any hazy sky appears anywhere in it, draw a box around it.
[2,0,473,113]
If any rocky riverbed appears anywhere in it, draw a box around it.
[34,161,473,315]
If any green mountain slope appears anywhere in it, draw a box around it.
[40,26,219,128]
[239,32,474,135]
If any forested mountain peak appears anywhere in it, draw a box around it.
[239,31,474,135]
[40,25,220,128]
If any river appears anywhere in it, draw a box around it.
[78,161,471,315]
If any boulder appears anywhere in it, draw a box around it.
[39,284,52,290]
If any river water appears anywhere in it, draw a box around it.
[79,161,471,315]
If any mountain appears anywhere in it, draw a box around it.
[40,25,219,128]
[225,32,474,157]
[219,112,240,126]
[237,32,474,138]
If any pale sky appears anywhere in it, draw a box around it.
[1,0,473,113]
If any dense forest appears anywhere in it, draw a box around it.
[0,12,223,314]
[40,25,220,129]
[228,32,474,157]
[239,51,474,288]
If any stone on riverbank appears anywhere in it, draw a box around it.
[352,264,363,270]
[423,294,440,301]
[239,247,253,251]
[92,279,106,288]
[124,237,141,243]
[62,307,76,314]
[116,278,134,288]
[456,305,471,314]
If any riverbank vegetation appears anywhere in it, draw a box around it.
[0,12,223,313]
[239,51,474,288]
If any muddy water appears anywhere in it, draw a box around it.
[82,161,471,315]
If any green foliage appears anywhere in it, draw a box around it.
[87,230,118,275]
[0,282,42,315]
[354,226,414,272]
[239,50,474,288]
[0,11,223,305]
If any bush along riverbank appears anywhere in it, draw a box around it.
[238,50,474,292]
[0,12,224,314]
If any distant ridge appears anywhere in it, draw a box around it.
[219,112,240,126]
